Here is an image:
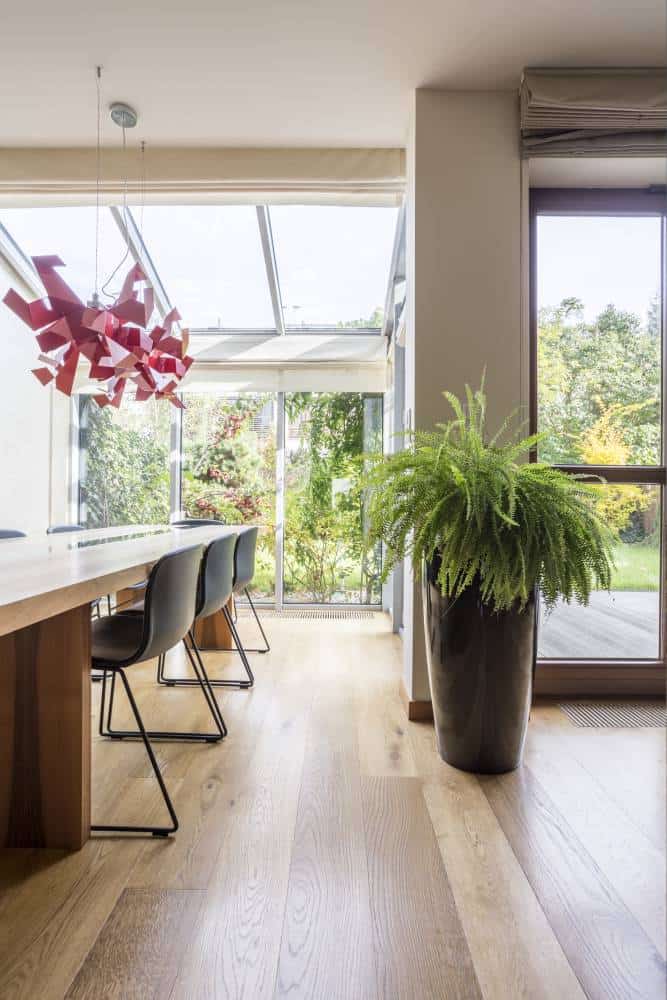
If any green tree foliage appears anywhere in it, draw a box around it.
[364,384,613,612]
[284,392,381,603]
[538,298,661,556]
[538,299,660,466]
[80,398,170,527]
[181,394,276,595]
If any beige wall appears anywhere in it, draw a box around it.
[0,255,71,533]
[403,88,523,700]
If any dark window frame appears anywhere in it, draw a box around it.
[530,187,666,692]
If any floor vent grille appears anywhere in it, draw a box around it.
[559,700,666,728]
[237,608,378,621]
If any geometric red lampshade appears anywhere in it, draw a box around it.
[3,255,193,409]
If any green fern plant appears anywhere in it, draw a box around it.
[364,382,613,612]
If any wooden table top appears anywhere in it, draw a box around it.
[0,524,240,636]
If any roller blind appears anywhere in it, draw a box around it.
[0,147,405,207]
[520,69,667,157]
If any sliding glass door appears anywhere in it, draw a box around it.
[531,189,665,677]
[79,390,383,606]
[180,393,277,601]
[283,392,382,604]
[78,394,171,527]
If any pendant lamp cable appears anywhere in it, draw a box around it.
[101,122,131,299]
[94,65,102,305]
[140,140,146,240]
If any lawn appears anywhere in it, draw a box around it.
[599,541,661,592]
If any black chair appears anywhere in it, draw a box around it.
[155,532,254,689]
[227,526,270,654]
[92,543,225,837]
[116,519,226,610]
[158,526,266,690]
[0,529,26,538]
[172,519,269,652]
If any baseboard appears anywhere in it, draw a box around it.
[399,678,434,722]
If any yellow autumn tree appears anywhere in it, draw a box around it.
[578,401,651,535]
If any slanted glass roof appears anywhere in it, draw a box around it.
[134,205,275,330]
[1,206,131,306]
[1,202,401,337]
[270,205,398,328]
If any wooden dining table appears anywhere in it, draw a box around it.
[0,523,239,851]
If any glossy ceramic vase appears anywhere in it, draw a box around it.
[422,555,536,774]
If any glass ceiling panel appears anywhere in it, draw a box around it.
[0,206,131,306]
[135,205,274,330]
[269,205,399,328]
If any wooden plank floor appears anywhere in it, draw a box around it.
[0,614,664,999]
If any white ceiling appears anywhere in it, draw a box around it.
[1,0,665,148]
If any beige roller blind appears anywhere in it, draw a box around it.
[0,146,405,206]
[520,68,667,157]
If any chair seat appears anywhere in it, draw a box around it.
[92,612,144,666]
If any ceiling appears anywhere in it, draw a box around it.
[1,0,665,148]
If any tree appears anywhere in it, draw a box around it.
[181,394,277,595]
[283,393,381,603]
[537,299,661,466]
[80,399,170,527]
[578,402,651,536]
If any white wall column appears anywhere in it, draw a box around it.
[402,88,523,704]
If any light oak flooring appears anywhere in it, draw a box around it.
[0,614,664,999]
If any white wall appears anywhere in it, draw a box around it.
[403,88,523,700]
[0,255,70,533]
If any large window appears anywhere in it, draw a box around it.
[1,202,399,335]
[181,393,277,600]
[78,394,171,527]
[270,206,398,327]
[531,189,665,669]
[1,202,395,606]
[77,389,383,606]
[284,392,382,603]
[136,206,275,329]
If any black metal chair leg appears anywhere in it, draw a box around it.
[184,633,228,735]
[92,667,179,837]
[199,589,269,654]
[200,590,270,654]
[159,610,254,689]
[242,588,270,652]
[222,608,255,686]
[101,649,226,743]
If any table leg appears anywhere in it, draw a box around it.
[192,597,235,650]
[0,604,91,849]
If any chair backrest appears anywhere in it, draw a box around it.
[171,518,225,528]
[46,524,85,534]
[0,529,26,539]
[137,543,203,663]
[233,526,259,591]
[196,532,237,620]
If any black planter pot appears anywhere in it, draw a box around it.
[422,555,537,774]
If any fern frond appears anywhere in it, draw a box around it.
[363,381,614,612]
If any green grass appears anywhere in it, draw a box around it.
[596,541,660,592]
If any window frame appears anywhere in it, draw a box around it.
[529,187,666,694]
